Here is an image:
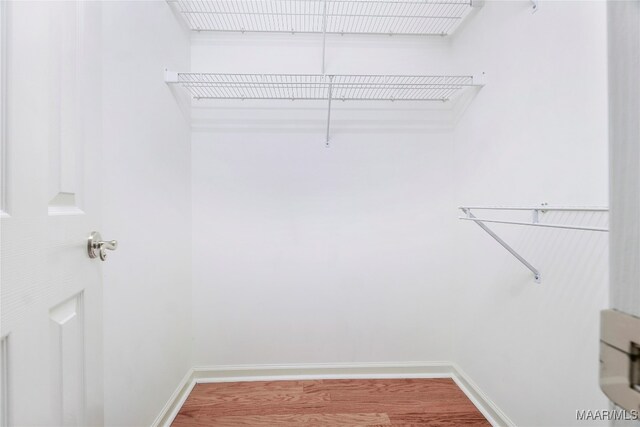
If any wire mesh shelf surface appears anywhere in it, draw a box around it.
[169,0,476,35]
[171,73,477,101]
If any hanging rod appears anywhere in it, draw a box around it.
[459,206,609,212]
[459,205,609,283]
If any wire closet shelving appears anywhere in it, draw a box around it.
[168,0,481,36]
[165,71,485,143]
[459,205,609,283]
[167,72,478,101]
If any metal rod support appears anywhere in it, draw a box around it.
[326,75,333,146]
[462,209,541,283]
[459,205,610,283]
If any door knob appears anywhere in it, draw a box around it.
[87,231,118,261]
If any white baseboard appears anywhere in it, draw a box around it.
[152,362,514,427]
[450,363,516,427]
[151,368,196,427]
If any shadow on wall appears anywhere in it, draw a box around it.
[187,86,482,135]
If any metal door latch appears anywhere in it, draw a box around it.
[87,231,118,261]
[600,309,640,411]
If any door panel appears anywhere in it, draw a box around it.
[1,2,103,425]
[47,0,83,216]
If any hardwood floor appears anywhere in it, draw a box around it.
[172,378,491,426]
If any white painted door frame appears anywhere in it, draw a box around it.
[607,0,640,423]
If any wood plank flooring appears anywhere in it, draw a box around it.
[172,378,491,426]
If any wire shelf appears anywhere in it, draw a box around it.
[169,0,477,35]
[168,73,478,101]
[459,205,609,283]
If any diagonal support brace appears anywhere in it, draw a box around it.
[461,208,541,283]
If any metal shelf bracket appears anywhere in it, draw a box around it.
[326,75,334,147]
[461,208,541,283]
[459,205,609,283]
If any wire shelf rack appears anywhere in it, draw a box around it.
[169,0,478,35]
[458,205,609,283]
[166,71,483,144]
[167,72,478,101]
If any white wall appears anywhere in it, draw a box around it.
[189,2,609,425]
[191,34,461,366]
[451,2,609,426]
[101,2,191,426]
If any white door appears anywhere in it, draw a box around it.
[1,1,106,425]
